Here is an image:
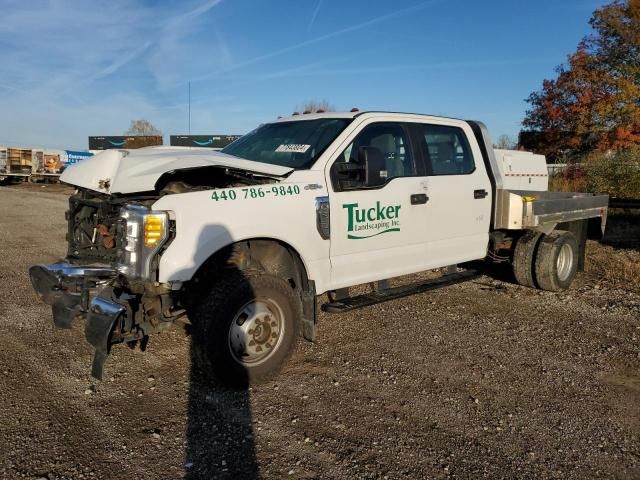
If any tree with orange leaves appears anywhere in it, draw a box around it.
[521,0,640,162]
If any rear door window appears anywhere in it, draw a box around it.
[411,124,475,175]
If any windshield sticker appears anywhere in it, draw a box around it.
[275,144,311,153]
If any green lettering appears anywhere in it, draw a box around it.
[386,206,395,219]
[376,201,386,220]
[343,203,359,232]
[367,207,376,221]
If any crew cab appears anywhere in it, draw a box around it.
[29,111,608,386]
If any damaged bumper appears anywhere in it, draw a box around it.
[29,263,127,380]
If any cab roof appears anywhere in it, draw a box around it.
[271,111,465,123]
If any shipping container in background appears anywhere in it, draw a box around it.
[88,136,163,150]
[0,147,94,183]
[64,150,94,168]
[30,149,67,182]
[44,153,64,174]
[6,148,32,176]
[169,134,241,150]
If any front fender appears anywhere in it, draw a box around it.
[152,182,331,292]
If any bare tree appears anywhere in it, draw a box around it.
[125,119,162,136]
[494,134,517,150]
[295,99,335,114]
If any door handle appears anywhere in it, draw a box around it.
[410,193,429,205]
[474,189,488,199]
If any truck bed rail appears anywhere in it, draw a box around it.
[495,190,609,231]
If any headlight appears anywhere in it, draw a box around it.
[117,204,170,279]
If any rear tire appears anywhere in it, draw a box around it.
[534,231,578,292]
[192,272,301,388]
[512,231,542,288]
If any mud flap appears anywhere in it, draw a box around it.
[85,294,125,380]
[301,280,317,342]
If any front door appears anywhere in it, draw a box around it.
[327,122,431,289]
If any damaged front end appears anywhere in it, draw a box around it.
[30,263,184,380]
[30,167,279,379]
[30,190,184,379]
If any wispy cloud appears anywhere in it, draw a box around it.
[0,0,228,148]
[191,0,443,84]
[308,0,323,33]
[283,58,554,77]
[92,41,153,82]
[89,0,224,84]
[168,0,224,25]
[0,0,226,96]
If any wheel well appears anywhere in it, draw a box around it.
[183,238,318,342]
[183,239,310,308]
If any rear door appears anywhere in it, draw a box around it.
[326,121,432,289]
[408,121,492,266]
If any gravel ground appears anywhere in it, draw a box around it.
[0,184,639,480]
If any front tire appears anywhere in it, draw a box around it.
[534,231,579,291]
[192,273,301,388]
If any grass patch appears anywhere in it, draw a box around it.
[586,241,640,293]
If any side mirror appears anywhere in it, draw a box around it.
[358,146,386,187]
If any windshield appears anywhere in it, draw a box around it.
[221,118,352,169]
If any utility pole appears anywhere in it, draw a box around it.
[188,81,191,135]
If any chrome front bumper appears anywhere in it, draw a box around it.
[29,263,126,379]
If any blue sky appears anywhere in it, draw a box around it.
[0,0,608,150]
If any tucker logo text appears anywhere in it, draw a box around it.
[342,201,401,239]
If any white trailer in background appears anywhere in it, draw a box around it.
[0,147,94,183]
[28,149,94,182]
[30,149,65,182]
[0,147,33,182]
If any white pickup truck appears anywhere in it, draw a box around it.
[30,111,609,386]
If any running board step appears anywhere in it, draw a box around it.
[321,270,480,313]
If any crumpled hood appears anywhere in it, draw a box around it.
[60,146,293,194]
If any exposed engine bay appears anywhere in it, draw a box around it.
[66,166,280,264]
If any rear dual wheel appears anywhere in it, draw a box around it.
[512,231,542,288]
[512,230,579,292]
[534,231,579,291]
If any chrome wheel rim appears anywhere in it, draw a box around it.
[228,298,285,365]
[556,243,574,282]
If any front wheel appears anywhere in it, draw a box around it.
[192,273,301,388]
